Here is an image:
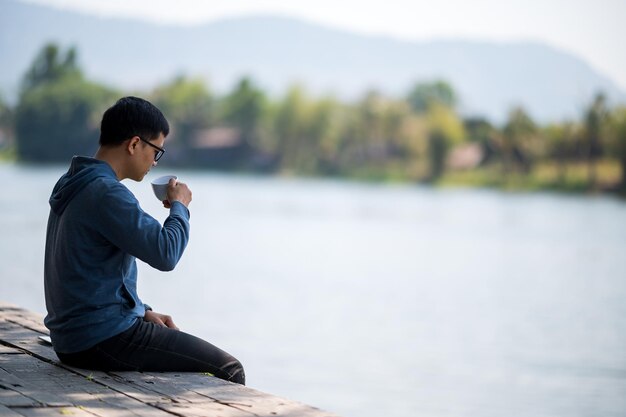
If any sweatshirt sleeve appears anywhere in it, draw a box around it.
[95,183,190,271]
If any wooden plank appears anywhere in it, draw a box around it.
[0,305,49,338]
[232,399,338,417]
[0,305,340,417]
[122,372,340,417]
[0,321,58,363]
[131,371,258,402]
[109,372,229,404]
[82,372,180,406]
[0,351,175,417]
[0,386,38,407]
[9,406,97,417]
[56,392,175,417]
[156,402,254,417]
[0,404,25,417]
[77,399,175,417]
[2,313,49,335]
[0,345,23,354]
[0,357,75,407]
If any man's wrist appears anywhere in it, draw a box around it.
[171,199,189,208]
[170,200,191,218]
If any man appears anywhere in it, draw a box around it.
[44,96,245,385]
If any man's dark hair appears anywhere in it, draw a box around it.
[99,96,169,146]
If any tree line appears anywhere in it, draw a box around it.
[1,43,626,193]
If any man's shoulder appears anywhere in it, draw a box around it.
[85,175,117,192]
[87,177,135,203]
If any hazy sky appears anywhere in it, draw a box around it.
[23,0,626,90]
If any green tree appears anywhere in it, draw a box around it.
[219,77,267,147]
[150,75,214,147]
[502,106,538,174]
[606,107,626,192]
[0,93,13,156]
[544,122,579,185]
[382,100,413,157]
[306,97,345,175]
[425,104,465,181]
[269,90,347,175]
[333,91,385,176]
[354,91,388,161]
[396,113,429,179]
[272,85,314,171]
[407,80,457,113]
[463,117,500,166]
[16,78,115,162]
[464,117,495,145]
[21,44,81,93]
[583,92,608,188]
[0,93,12,133]
[15,44,115,162]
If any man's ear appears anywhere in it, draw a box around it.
[127,136,140,155]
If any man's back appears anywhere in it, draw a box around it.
[44,96,243,384]
[44,156,190,354]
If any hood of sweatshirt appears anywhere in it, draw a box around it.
[49,156,117,215]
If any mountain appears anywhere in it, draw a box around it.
[1,0,625,123]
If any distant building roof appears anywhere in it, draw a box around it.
[191,127,242,149]
[446,143,484,170]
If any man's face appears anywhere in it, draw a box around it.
[132,133,165,181]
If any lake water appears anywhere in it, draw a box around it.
[1,162,626,417]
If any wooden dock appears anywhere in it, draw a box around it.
[0,302,338,417]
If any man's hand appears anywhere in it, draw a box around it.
[163,178,192,208]
[144,310,179,330]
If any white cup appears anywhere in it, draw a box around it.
[151,175,177,201]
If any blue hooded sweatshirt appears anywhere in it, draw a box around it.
[44,156,190,353]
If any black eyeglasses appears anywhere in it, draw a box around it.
[138,136,165,162]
